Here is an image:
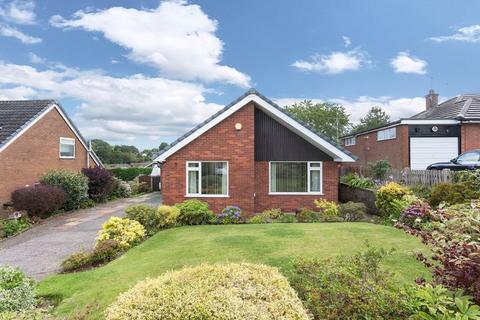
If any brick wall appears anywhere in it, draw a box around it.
[161,102,256,214]
[161,102,340,215]
[343,125,409,169]
[0,108,96,207]
[254,161,338,212]
[460,123,480,152]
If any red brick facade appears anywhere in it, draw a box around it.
[161,102,340,215]
[0,108,96,207]
[461,123,480,152]
[342,125,409,169]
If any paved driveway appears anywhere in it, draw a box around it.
[0,192,162,280]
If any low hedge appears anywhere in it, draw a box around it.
[109,168,152,182]
[105,263,309,320]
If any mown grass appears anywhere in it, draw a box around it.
[38,223,431,319]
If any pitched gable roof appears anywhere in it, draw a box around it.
[154,89,356,163]
[0,99,102,166]
[409,94,480,120]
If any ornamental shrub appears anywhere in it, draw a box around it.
[289,245,410,319]
[40,169,89,211]
[338,201,367,221]
[82,167,113,202]
[341,172,376,189]
[60,251,92,273]
[1,217,30,237]
[296,208,321,223]
[375,182,411,217]
[428,182,479,207]
[105,263,309,320]
[0,308,54,320]
[314,199,339,221]
[90,239,123,265]
[368,159,392,180]
[248,208,283,224]
[11,185,65,218]
[108,177,131,199]
[175,199,215,225]
[0,266,36,312]
[277,214,298,223]
[109,167,152,181]
[125,204,179,235]
[217,206,242,224]
[96,217,145,249]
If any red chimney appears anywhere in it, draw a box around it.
[425,89,438,110]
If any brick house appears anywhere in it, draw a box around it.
[341,90,480,170]
[0,100,101,210]
[154,89,356,215]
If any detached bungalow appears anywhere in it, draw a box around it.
[154,89,356,215]
[0,100,101,210]
[341,90,480,170]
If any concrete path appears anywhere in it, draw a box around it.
[0,193,162,280]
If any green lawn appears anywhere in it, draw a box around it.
[38,223,431,319]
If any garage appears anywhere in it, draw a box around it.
[410,137,459,170]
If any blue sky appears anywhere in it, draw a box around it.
[0,0,480,149]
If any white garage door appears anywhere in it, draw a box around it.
[410,137,459,170]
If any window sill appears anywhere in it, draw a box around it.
[60,157,76,159]
[268,192,324,196]
[377,138,396,142]
[185,194,230,198]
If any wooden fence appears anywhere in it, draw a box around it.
[340,167,454,187]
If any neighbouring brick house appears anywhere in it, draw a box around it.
[341,90,480,170]
[0,100,101,210]
[154,89,356,215]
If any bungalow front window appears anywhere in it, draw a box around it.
[186,161,228,196]
[269,162,322,194]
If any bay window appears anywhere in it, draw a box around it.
[186,161,228,196]
[269,161,322,194]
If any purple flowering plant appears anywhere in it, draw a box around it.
[217,206,242,224]
[398,202,431,230]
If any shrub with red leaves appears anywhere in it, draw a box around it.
[82,167,112,202]
[12,184,66,218]
[396,203,480,304]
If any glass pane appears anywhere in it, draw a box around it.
[188,162,199,168]
[271,162,307,192]
[188,170,199,194]
[60,143,74,157]
[201,162,227,195]
[310,162,321,167]
[458,152,479,164]
[310,170,321,192]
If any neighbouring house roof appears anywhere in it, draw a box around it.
[342,93,480,139]
[0,99,102,166]
[154,89,357,163]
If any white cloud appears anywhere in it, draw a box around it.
[275,95,425,123]
[430,25,480,43]
[0,24,40,43]
[0,0,36,24]
[50,1,250,87]
[0,60,223,142]
[28,52,45,64]
[292,48,369,74]
[390,51,427,75]
[342,36,351,47]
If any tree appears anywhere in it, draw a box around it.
[92,140,147,164]
[284,100,350,141]
[91,139,114,164]
[352,106,390,133]
[159,142,169,151]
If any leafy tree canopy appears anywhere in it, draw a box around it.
[284,100,350,142]
[352,106,390,134]
[91,140,169,164]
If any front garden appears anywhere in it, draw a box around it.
[3,162,480,319]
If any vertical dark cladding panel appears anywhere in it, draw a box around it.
[254,107,333,161]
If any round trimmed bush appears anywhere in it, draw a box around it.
[125,204,179,235]
[40,169,89,211]
[0,266,36,312]
[105,263,309,320]
[11,184,65,218]
[375,182,411,217]
[175,199,215,225]
[96,217,145,249]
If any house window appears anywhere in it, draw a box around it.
[345,136,356,146]
[269,162,322,194]
[59,138,75,158]
[377,127,396,141]
[186,161,228,196]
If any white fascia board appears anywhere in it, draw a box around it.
[155,93,356,163]
[400,119,460,125]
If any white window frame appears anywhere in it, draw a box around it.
[377,127,396,141]
[185,161,229,198]
[59,137,75,159]
[269,161,323,195]
[345,136,356,146]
